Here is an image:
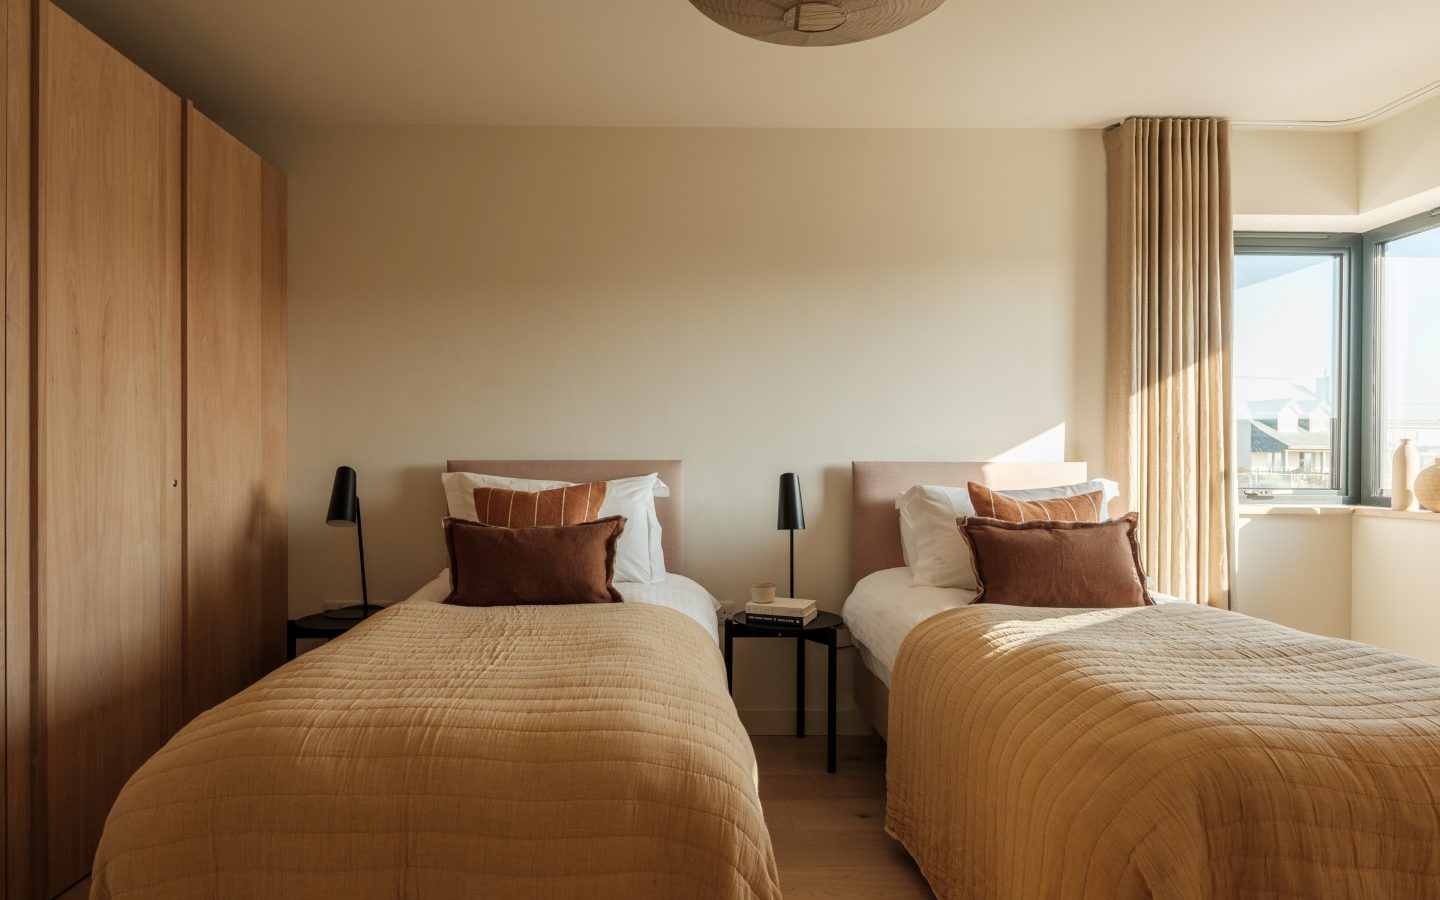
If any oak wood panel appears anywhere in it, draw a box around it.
[259,163,287,675]
[2,0,27,894]
[36,4,184,894]
[0,0,6,876]
[185,107,264,718]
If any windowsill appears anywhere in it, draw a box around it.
[1351,506,1440,522]
[1239,504,1355,517]
[1240,504,1440,522]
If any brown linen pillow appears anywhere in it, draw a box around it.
[958,512,1151,608]
[444,515,625,607]
[967,482,1105,523]
[471,482,607,528]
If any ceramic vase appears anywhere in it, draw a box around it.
[1415,457,1440,513]
[1393,438,1420,511]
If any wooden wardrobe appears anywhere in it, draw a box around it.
[1,2,289,896]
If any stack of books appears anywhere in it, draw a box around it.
[744,597,817,627]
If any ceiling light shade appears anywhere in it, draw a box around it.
[688,0,946,47]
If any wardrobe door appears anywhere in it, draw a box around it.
[1,0,21,893]
[185,107,266,718]
[37,4,184,894]
[260,162,289,675]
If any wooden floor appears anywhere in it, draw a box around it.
[752,734,934,899]
[61,736,930,900]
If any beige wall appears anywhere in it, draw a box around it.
[1360,94,1440,214]
[1233,95,1440,230]
[1352,515,1440,663]
[1234,509,1440,662]
[1233,512,1352,639]
[1231,129,1357,218]
[231,123,1108,734]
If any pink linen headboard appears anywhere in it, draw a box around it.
[446,460,684,575]
[850,460,1089,585]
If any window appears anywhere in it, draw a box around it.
[1235,209,1440,504]
[1370,218,1440,501]
[1233,235,1356,502]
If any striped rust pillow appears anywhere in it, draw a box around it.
[966,482,1104,523]
[471,482,608,528]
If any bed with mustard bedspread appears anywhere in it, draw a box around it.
[91,602,780,900]
[887,603,1440,899]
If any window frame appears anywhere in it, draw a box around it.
[1360,208,1440,505]
[1233,231,1362,505]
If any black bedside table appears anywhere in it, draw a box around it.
[724,610,844,773]
[287,610,376,660]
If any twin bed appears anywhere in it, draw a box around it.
[90,458,1440,899]
[91,461,780,900]
[847,460,1440,899]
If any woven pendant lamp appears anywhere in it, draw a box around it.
[689,0,947,46]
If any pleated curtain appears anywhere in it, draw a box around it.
[1104,117,1234,608]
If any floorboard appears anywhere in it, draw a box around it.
[753,734,934,899]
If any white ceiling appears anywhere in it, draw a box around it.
[55,0,1440,129]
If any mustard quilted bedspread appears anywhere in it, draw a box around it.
[91,602,780,899]
[887,603,1440,899]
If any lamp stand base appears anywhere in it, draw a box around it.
[322,604,374,621]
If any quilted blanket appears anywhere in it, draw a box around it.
[887,603,1440,899]
[91,601,780,899]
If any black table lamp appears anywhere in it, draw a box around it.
[777,472,806,598]
[325,465,375,620]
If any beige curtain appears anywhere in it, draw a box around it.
[1104,117,1234,608]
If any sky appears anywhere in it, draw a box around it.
[1379,230,1440,424]
[1234,254,1336,408]
[1235,233,1440,428]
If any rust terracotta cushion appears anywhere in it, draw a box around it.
[958,512,1151,608]
[967,482,1105,523]
[471,482,608,528]
[444,515,625,607]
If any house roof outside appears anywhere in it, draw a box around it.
[1249,420,1333,453]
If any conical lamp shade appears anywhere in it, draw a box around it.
[778,473,806,531]
[688,0,946,47]
[326,466,359,527]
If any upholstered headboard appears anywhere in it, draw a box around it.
[446,460,685,575]
[850,460,1089,585]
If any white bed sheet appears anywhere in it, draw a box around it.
[843,568,977,688]
[401,570,724,645]
[843,567,1189,687]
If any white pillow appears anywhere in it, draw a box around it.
[441,471,667,584]
[897,479,1120,590]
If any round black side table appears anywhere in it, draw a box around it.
[286,610,376,660]
[723,610,844,773]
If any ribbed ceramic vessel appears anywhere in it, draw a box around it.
[688,0,947,46]
[1415,458,1440,513]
